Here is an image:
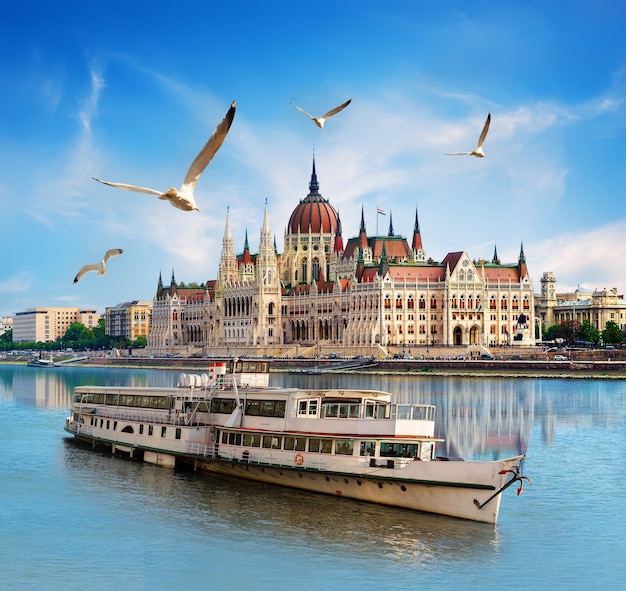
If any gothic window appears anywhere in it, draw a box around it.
[268,302,275,315]
[512,296,519,310]
[460,295,465,309]
[430,296,437,309]
[408,295,415,309]
[490,296,497,310]
[451,296,457,309]
[459,270,465,281]
[384,295,391,309]
[418,296,425,309]
[312,257,320,280]
[395,296,403,309]
[501,297,508,310]
[523,297,530,310]
[467,270,473,281]
[301,258,308,282]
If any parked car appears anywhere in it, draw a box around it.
[554,354,568,361]
[480,354,495,360]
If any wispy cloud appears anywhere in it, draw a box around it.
[0,271,32,293]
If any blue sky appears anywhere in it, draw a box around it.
[2,1,626,318]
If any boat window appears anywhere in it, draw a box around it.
[148,425,154,436]
[113,421,117,430]
[161,426,167,438]
[212,398,236,414]
[396,405,412,420]
[377,404,391,419]
[259,401,276,417]
[380,443,419,458]
[243,433,261,447]
[360,441,376,456]
[364,403,375,418]
[335,439,354,456]
[228,432,242,446]
[284,436,306,451]
[297,399,319,417]
[175,428,181,440]
[262,435,282,449]
[139,424,144,435]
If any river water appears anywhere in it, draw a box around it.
[1,364,625,590]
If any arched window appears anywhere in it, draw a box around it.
[312,257,320,281]
[395,296,403,309]
[268,302,275,315]
[384,295,391,309]
[301,258,308,282]
[430,296,437,309]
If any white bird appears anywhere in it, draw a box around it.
[444,112,491,158]
[73,249,124,284]
[290,98,352,128]
[92,100,236,212]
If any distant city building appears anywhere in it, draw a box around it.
[147,158,535,356]
[535,271,626,338]
[12,307,99,343]
[1,317,13,337]
[105,301,152,341]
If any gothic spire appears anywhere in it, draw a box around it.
[308,155,321,197]
[492,244,500,264]
[388,210,394,237]
[334,212,344,253]
[411,207,423,252]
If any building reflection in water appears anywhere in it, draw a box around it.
[2,366,625,462]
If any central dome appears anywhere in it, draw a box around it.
[287,160,338,235]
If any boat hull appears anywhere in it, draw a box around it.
[179,454,522,524]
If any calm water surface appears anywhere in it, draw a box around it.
[1,364,625,590]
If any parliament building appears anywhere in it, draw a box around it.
[147,159,535,357]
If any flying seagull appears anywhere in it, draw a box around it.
[73,248,124,284]
[290,98,352,128]
[444,112,491,158]
[92,100,236,212]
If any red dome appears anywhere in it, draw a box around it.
[287,160,338,234]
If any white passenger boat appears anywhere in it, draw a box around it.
[64,359,528,523]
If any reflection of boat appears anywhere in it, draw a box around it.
[64,359,526,523]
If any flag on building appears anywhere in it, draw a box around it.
[377,207,385,215]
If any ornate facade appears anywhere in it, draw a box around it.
[147,159,535,356]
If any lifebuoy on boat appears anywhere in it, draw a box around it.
[294,453,304,466]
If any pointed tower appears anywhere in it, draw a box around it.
[239,228,254,282]
[518,241,528,278]
[218,207,238,285]
[257,200,278,284]
[334,213,344,254]
[253,200,281,346]
[411,207,426,262]
[388,211,395,237]
[492,244,500,265]
[378,241,390,277]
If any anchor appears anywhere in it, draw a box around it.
[474,465,531,509]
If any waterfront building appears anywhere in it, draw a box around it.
[147,159,535,357]
[11,307,99,343]
[105,300,152,341]
[535,271,626,337]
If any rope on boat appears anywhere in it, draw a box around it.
[474,465,531,509]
